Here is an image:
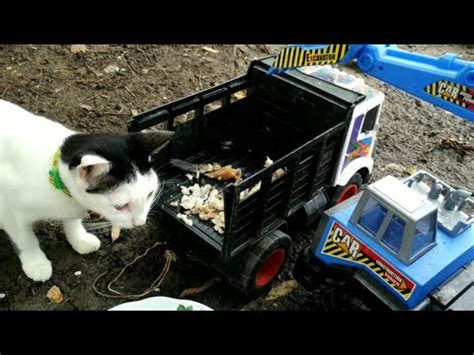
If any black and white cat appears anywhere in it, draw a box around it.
[0,99,174,282]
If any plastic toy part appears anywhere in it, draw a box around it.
[237,230,291,297]
[255,248,286,287]
[404,171,473,238]
[270,44,474,123]
[345,45,474,123]
[331,173,363,206]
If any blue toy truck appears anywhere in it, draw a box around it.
[294,170,473,310]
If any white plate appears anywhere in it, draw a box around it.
[109,296,213,311]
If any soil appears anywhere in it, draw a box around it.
[0,44,472,310]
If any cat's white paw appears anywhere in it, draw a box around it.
[68,232,101,255]
[21,255,53,282]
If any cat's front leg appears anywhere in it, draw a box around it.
[3,220,52,282]
[63,219,101,254]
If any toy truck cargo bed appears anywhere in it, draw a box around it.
[129,57,366,261]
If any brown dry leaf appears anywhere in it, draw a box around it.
[205,165,242,182]
[70,44,87,53]
[439,138,474,157]
[265,280,298,301]
[111,226,121,242]
[202,46,219,54]
[403,166,418,176]
[179,278,220,298]
[46,286,64,304]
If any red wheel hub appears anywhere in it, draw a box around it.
[255,248,285,288]
[336,184,359,204]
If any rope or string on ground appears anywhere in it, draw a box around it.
[92,241,176,300]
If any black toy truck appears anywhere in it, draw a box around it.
[128,56,385,297]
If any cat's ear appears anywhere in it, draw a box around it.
[128,131,175,158]
[76,155,111,182]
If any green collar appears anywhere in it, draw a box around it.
[49,148,72,198]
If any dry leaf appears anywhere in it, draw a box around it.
[111,226,121,242]
[403,166,418,176]
[265,280,298,301]
[439,138,474,157]
[70,44,87,53]
[202,46,219,54]
[179,278,220,298]
[46,286,64,304]
[205,165,242,182]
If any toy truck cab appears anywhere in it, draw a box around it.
[295,170,474,310]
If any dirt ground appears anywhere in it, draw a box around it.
[0,44,472,310]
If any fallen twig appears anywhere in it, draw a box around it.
[179,278,220,298]
[124,86,136,98]
[439,138,474,157]
[2,85,11,98]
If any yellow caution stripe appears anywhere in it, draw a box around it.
[272,44,349,70]
[424,80,470,108]
[322,237,414,300]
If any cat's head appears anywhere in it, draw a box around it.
[60,131,174,228]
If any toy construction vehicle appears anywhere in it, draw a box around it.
[128,56,384,297]
[294,170,473,310]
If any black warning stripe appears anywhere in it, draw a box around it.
[323,242,339,253]
[338,44,348,61]
[424,80,469,108]
[272,44,349,69]
[332,249,348,257]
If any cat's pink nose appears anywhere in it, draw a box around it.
[133,217,146,227]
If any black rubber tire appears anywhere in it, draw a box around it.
[236,230,291,298]
[330,173,363,206]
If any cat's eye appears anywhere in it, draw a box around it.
[115,203,129,211]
